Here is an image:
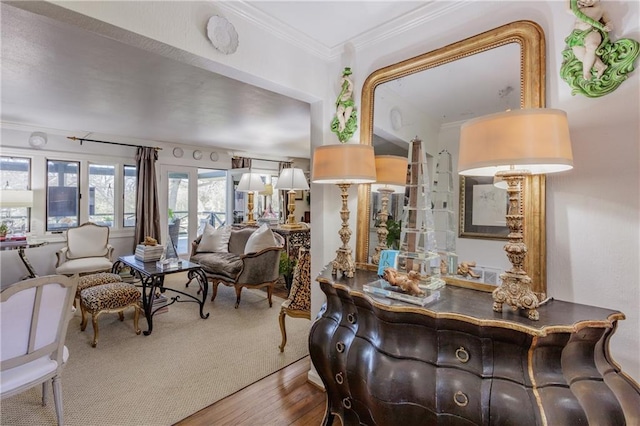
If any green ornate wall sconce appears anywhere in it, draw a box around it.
[560,0,639,98]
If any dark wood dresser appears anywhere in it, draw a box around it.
[309,267,640,425]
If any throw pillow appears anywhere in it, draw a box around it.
[244,224,277,254]
[196,224,231,253]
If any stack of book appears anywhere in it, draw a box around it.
[134,244,165,262]
[141,293,168,315]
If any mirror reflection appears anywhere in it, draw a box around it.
[356,21,547,296]
[368,44,521,268]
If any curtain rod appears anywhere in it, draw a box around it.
[68,136,162,151]
[232,155,290,164]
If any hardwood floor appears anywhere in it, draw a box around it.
[175,357,330,426]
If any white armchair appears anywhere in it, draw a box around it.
[55,222,114,276]
[1,275,78,426]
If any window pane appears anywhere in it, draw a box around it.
[197,168,227,233]
[123,165,137,227]
[0,156,31,234]
[47,160,79,231]
[89,164,115,227]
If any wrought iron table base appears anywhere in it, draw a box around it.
[112,257,209,335]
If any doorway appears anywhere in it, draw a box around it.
[161,166,228,258]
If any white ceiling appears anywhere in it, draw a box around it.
[1,1,511,159]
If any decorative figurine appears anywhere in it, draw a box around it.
[560,0,639,97]
[457,261,481,279]
[382,267,425,296]
[330,67,358,143]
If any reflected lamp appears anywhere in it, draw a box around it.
[274,168,309,229]
[236,173,264,225]
[312,144,376,277]
[371,156,408,265]
[458,108,573,320]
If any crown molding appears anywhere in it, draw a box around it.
[216,1,332,60]
[220,1,467,62]
[346,2,467,53]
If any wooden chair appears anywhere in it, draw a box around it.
[1,275,78,426]
[278,247,311,352]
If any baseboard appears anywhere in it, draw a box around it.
[307,368,325,390]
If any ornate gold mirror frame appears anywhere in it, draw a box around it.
[355,20,548,297]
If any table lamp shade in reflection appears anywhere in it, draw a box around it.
[371,155,408,265]
[236,173,264,225]
[312,144,376,277]
[458,108,573,320]
[274,168,309,229]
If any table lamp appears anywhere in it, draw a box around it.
[0,190,34,236]
[274,168,309,229]
[0,190,34,208]
[458,108,573,320]
[371,155,408,265]
[259,183,278,220]
[312,144,376,277]
[236,173,264,225]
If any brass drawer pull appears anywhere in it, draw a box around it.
[455,347,470,363]
[336,341,345,353]
[342,398,352,409]
[335,372,344,384]
[347,313,357,324]
[454,391,469,407]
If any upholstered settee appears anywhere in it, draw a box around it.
[190,224,285,308]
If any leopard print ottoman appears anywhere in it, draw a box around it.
[76,272,123,327]
[80,282,141,347]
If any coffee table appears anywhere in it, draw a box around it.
[112,255,209,335]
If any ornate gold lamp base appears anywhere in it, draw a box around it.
[245,192,257,226]
[331,183,355,278]
[492,171,539,321]
[280,189,305,229]
[372,188,393,265]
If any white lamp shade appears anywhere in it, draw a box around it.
[236,173,264,192]
[371,155,408,193]
[274,168,309,190]
[458,108,573,176]
[311,144,377,184]
[0,190,33,208]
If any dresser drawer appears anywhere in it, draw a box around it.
[438,330,491,376]
[436,367,488,424]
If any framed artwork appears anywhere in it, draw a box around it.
[459,176,509,240]
[294,190,304,200]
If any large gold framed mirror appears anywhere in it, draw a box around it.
[355,20,548,297]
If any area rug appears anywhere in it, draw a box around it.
[0,273,310,425]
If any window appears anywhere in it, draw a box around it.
[197,169,227,233]
[0,156,32,233]
[123,165,137,227]
[89,164,115,226]
[47,160,79,231]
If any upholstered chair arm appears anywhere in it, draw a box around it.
[55,247,69,268]
[106,244,115,261]
[237,247,282,284]
[190,235,203,258]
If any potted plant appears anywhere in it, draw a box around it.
[0,222,8,238]
[386,218,402,249]
[279,252,296,290]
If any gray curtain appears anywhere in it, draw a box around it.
[134,147,160,249]
[232,157,252,169]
